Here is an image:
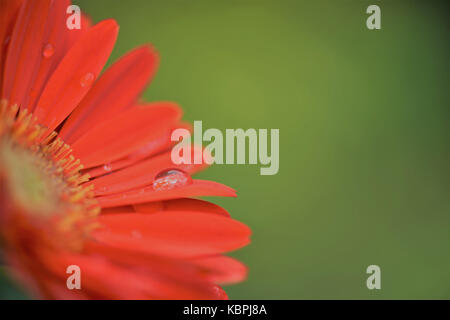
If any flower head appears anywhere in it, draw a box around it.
[0,0,250,299]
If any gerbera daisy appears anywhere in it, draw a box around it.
[0,0,250,299]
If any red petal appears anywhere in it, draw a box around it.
[92,211,251,258]
[27,0,72,112]
[2,0,53,108]
[37,251,153,299]
[100,205,136,215]
[33,19,118,133]
[34,245,226,299]
[60,46,159,144]
[0,0,22,92]
[66,13,91,51]
[131,201,164,214]
[134,198,231,217]
[89,146,207,196]
[71,103,182,168]
[212,285,228,300]
[97,179,237,208]
[82,243,229,299]
[85,122,191,178]
[191,256,248,285]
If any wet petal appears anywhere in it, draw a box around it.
[33,19,118,133]
[60,46,159,144]
[2,0,53,109]
[97,180,237,208]
[89,146,206,196]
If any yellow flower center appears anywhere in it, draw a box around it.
[0,100,99,250]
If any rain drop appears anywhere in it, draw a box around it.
[152,169,192,191]
[42,43,54,58]
[80,72,94,87]
[103,163,112,172]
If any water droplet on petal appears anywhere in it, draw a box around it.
[103,163,112,172]
[42,43,54,58]
[152,169,192,191]
[80,72,94,87]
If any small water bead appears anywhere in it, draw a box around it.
[152,169,192,191]
[80,72,94,87]
[42,43,54,58]
[103,163,112,172]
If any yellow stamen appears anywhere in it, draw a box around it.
[0,100,100,250]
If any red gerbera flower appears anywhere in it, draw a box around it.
[0,0,250,299]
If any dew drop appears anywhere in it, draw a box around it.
[80,72,95,87]
[103,163,112,172]
[152,169,192,191]
[42,43,54,58]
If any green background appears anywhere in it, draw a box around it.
[5,0,449,299]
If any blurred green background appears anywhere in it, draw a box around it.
[46,0,450,299]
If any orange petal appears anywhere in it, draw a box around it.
[71,102,182,168]
[100,205,136,215]
[92,212,251,258]
[134,198,231,217]
[66,13,91,51]
[2,0,53,108]
[85,122,190,178]
[89,146,207,196]
[191,256,248,285]
[97,179,237,208]
[27,0,72,112]
[60,46,159,144]
[0,0,22,92]
[82,243,229,299]
[33,19,118,133]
